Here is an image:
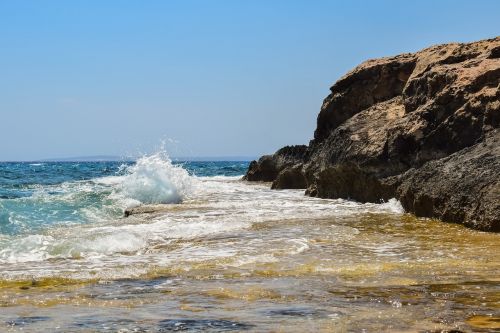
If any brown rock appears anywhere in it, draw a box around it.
[397,129,500,231]
[124,204,174,217]
[244,36,500,231]
[271,165,307,189]
[243,145,308,182]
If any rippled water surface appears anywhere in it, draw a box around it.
[0,158,499,332]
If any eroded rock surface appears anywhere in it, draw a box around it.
[243,145,308,182]
[124,205,174,217]
[245,37,500,231]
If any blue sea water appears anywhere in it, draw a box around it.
[1,155,496,333]
[0,159,249,236]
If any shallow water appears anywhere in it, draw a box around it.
[0,158,499,332]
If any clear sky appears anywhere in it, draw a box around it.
[1,0,499,160]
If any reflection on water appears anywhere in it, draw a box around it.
[0,178,499,332]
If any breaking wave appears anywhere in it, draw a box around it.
[0,154,414,281]
[115,152,193,206]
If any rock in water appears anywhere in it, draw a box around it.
[243,145,309,182]
[244,37,500,231]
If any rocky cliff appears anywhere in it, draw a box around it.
[244,37,500,231]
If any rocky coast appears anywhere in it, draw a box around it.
[245,37,500,232]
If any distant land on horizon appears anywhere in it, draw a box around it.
[15,155,258,162]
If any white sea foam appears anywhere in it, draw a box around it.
[378,198,405,214]
[0,157,411,280]
[115,152,193,206]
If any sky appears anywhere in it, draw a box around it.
[1,0,499,161]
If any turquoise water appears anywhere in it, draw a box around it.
[0,155,498,332]
[0,160,248,235]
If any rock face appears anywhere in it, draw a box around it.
[243,145,308,182]
[244,37,500,231]
[397,130,499,231]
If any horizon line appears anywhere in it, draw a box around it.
[0,155,259,162]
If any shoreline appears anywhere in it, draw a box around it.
[244,37,500,232]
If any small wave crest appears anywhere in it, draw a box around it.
[115,152,193,206]
[378,198,405,214]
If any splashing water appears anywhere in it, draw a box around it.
[116,153,193,206]
[1,156,498,332]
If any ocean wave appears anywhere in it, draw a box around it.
[112,152,193,207]
[0,156,416,281]
[0,152,196,235]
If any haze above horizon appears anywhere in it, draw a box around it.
[1,0,499,161]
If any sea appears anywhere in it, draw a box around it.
[0,153,498,332]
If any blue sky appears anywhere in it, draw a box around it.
[1,0,499,160]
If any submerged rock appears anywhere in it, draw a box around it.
[124,204,174,217]
[245,37,500,231]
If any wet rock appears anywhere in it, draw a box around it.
[398,130,500,231]
[310,163,397,203]
[265,307,329,318]
[243,145,308,182]
[124,204,173,217]
[6,316,51,327]
[158,319,253,331]
[271,165,307,189]
[244,37,500,231]
[72,318,137,330]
